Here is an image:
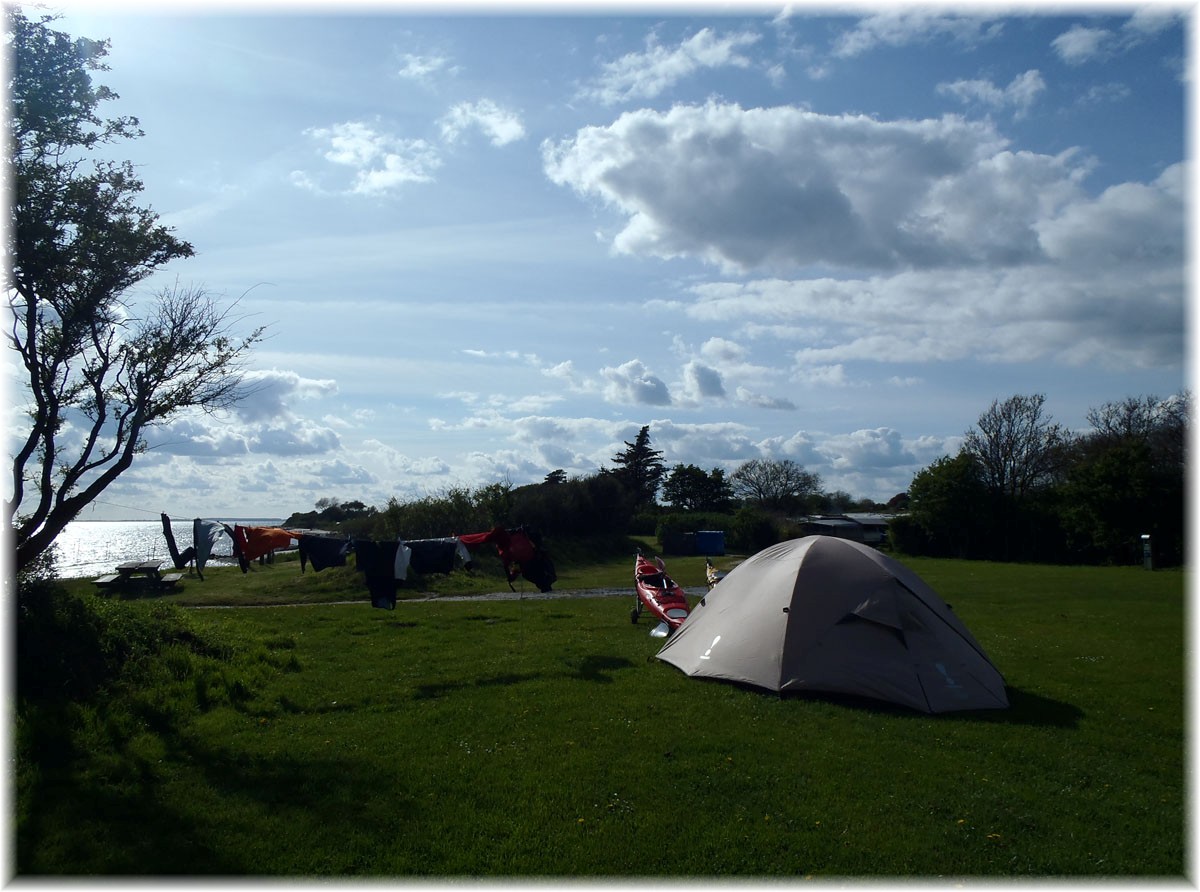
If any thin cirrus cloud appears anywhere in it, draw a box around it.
[580,27,761,105]
[396,51,457,83]
[831,10,1005,57]
[936,69,1046,118]
[1050,10,1180,66]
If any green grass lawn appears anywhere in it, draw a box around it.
[19,549,1186,878]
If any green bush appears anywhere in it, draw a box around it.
[653,512,735,542]
[886,514,930,556]
[629,510,660,536]
[511,475,636,537]
[375,487,486,540]
[15,580,231,705]
[727,507,779,553]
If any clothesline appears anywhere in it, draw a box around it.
[120,509,556,612]
[91,498,240,525]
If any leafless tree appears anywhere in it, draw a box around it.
[962,394,1073,501]
[1086,392,1189,469]
[730,458,822,511]
[8,283,265,574]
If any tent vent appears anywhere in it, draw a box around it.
[782,607,789,613]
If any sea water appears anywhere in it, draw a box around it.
[50,518,284,579]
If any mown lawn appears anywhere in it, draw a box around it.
[18,553,1186,878]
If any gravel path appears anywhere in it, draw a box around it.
[418,586,710,602]
[190,587,710,608]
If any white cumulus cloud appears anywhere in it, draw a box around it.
[298,120,441,197]
[1052,24,1112,65]
[545,101,1059,272]
[601,359,672,406]
[440,99,526,146]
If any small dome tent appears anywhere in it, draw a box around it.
[656,536,1008,714]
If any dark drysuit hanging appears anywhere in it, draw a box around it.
[298,535,349,573]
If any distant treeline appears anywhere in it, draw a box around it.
[284,392,1188,568]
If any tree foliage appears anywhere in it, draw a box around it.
[898,391,1189,566]
[905,453,989,559]
[6,11,265,574]
[272,389,1186,568]
[284,498,377,535]
[661,464,734,512]
[509,474,636,538]
[1060,393,1188,565]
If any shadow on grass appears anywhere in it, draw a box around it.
[569,654,635,683]
[17,707,243,874]
[414,672,543,700]
[779,685,1082,726]
[975,686,1084,728]
[680,675,1084,728]
[106,584,177,601]
[179,740,425,874]
[19,712,429,875]
[801,685,1083,727]
[414,653,636,698]
[462,614,518,624]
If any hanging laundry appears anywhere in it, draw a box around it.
[405,537,472,575]
[352,539,404,609]
[395,540,413,582]
[221,523,251,573]
[160,514,196,569]
[298,535,350,573]
[193,519,227,580]
[459,526,556,593]
[234,525,296,563]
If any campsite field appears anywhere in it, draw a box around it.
[19,549,1186,878]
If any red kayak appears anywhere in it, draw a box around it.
[632,552,690,637]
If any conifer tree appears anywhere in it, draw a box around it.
[606,425,665,508]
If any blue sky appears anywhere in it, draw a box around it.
[25,2,1190,521]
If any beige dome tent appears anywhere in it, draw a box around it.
[656,536,1008,714]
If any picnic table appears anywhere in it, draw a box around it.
[93,559,183,592]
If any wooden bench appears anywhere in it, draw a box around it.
[156,573,183,589]
[92,574,121,589]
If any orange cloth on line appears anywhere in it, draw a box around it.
[235,525,296,562]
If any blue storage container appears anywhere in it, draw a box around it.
[695,530,725,556]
